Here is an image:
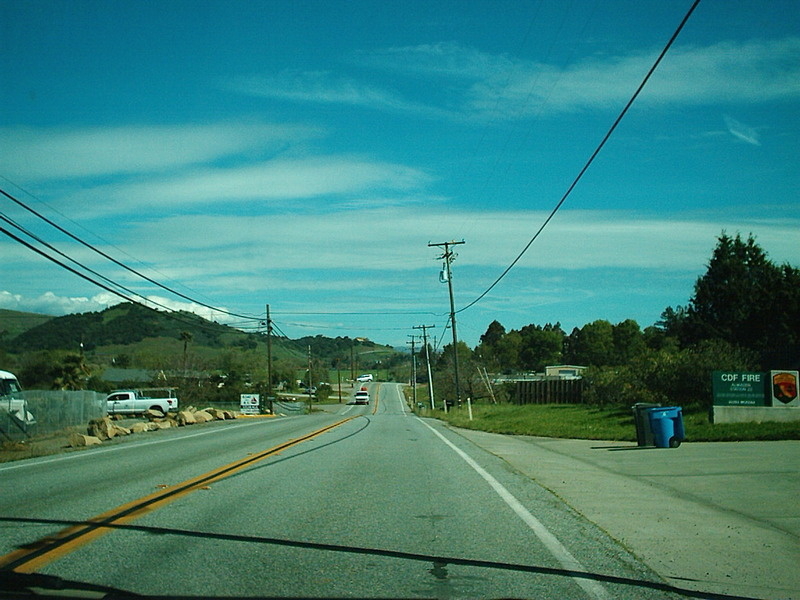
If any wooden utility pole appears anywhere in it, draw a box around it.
[429,240,465,407]
[266,304,273,414]
[413,324,436,410]
[407,335,418,409]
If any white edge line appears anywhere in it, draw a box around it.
[418,418,610,600]
[397,386,407,415]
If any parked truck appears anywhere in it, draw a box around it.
[0,369,36,427]
[106,388,178,416]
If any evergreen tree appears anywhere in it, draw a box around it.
[667,233,799,368]
[566,320,615,366]
[518,323,565,371]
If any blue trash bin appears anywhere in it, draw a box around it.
[647,406,685,448]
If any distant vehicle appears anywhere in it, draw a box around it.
[106,388,178,416]
[354,390,370,405]
[0,370,36,425]
[356,374,373,383]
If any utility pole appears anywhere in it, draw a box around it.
[265,304,273,415]
[307,344,312,410]
[413,324,436,410]
[429,240,465,407]
[336,358,342,403]
[407,335,418,410]
[307,345,312,390]
[350,344,355,385]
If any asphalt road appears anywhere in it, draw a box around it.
[0,383,676,599]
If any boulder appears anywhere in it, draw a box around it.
[143,408,165,421]
[70,433,102,447]
[131,422,149,433]
[206,408,226,420]
[87,417,116,440]
[155,421,172,430]
[177,410,196,426]
[193,410,212,423]
[113,425,131,436]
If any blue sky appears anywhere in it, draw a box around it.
[1,0,798,349]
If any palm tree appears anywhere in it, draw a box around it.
[180,331,193,375]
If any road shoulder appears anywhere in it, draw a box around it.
[450,426,800,600]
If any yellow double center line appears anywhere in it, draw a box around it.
[1,416,355,573]
[371,383,381,415]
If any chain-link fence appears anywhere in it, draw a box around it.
[0,390,106,441]
[273,400,307,415]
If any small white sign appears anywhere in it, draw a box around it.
[240,393,260,415]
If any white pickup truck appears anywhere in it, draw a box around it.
[106,388,179,416]
[0,370,36,426]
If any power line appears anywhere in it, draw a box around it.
[1,224,147,308]
[0,175,222,310]
[272,310,440,316]
[0,187,261,321]
[1,210,174,312]
[457,0,702,314]
[0,216,251,335]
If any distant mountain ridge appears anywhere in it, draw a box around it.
[3,303,237,352]
[0,303,394,362]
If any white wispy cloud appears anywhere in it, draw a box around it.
[55,155,434,217]
[6,206,797,334]
[0,121,321,182]
[723,115,761,145]
[90,206,800,277]
[0,290,119,316]
[0,290,237,323]
[240,37,800,120]
[228,70,444,116]
[456,37,800,117]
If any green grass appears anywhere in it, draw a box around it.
[419,402,800,442]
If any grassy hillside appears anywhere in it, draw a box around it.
[0,303,404,389]
[0,308,53,340]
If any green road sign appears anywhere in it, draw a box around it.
[712,371,767,406]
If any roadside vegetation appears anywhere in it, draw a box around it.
[0,303,406,406]
[412,233,799,441]
[412,401,800,442]
[2,233,798,443]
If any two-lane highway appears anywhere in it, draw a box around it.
[1,384,675,598]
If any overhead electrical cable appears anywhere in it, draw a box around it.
[0,216,246,334]
[0,187,261,322]
[0,174,222,310]
[457,0,702,314]
[1,223,154,308]
[1,211,173,311]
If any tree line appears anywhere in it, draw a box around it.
[423,233,799,410]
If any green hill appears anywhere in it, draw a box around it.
[0,303,405,389]
[0,308,53,341]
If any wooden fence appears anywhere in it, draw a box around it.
[513,378,585,405]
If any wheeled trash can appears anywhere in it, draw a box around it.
[632,403,661,446]
[647,406,685,448]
